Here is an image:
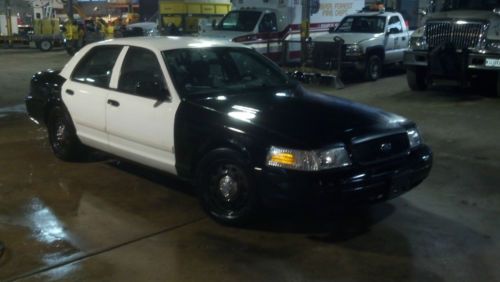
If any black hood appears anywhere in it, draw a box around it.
[186,85,411,149]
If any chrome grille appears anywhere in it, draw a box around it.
[425,21,487,49]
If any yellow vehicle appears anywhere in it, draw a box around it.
[31,18,64,51]
[159,0,231,34]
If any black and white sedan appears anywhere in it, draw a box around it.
[25,37,433,225]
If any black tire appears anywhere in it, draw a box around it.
[365,55,382,81]
[407,67,428,91]
[196,149,259,225]
[39,40,53,52]
[47,106,83,161]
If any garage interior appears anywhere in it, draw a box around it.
[1,0,500,281]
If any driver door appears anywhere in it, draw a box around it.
[106,46,179,175]
[385,16,405,63]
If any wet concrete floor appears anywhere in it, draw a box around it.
[0,49,499,281]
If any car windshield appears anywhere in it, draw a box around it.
[439,0,500,11]
[217,11,262,32]
[336,16,386,33]
[162,47,289,98]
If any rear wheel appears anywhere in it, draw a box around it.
[365,55,382,81]
[39,40,53,52]
[196,149,258,225]
[407,67,428,91]
[47,107,83,161]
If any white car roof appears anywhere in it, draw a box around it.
[91,36,250,52]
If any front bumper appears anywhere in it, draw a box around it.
[257,145,433,207]
[404,50,500,71]
[341,57,366,73]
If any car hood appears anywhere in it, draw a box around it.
[428,10,499,22]
[315,32,385,45]
[187,85,410,149]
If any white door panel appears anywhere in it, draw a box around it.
[106,92,178,174]
[61,81,108,150]
[103,46,180,175]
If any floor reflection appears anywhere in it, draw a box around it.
[27,198,67,244]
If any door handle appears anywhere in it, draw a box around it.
[107,99,120,107]
[65,89,74,95]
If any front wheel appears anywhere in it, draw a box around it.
[47,107,83,161]
[407,67,428,91]
[196,149,259,225]
[365,55,382,81]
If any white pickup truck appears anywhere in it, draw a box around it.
[314,10,411,81]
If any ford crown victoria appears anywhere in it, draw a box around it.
[25,37,433,225]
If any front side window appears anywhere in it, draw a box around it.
[118,47,165,98]
[259,13,277,33]
[388,16,403,33]
[72,46,122,88]
[163,47,288,98]
[218,11,262,32]
[336,16,386,33]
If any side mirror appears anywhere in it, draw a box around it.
[387,27,400,35]
[328,26,336,33]
[136,80,169,101]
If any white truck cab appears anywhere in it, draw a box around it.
[201,0,365,62]
[314,9,411,80]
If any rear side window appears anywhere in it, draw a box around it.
[72,46,122,88]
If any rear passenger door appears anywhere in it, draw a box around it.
[61,45,123,152]
[106,46,179,175]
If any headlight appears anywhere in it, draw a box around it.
[409,36,428,50]
[407,128,422,148]
[266,145,351,171]
[485,40,500,52]
[345,44,362,56]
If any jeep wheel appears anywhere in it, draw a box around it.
[407,67,428,91]
[47,107,83,161]
[197,149,258,225]
[365,55,382,81]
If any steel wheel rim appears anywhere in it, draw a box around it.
[207,163,249,218]
[52,118,68,152]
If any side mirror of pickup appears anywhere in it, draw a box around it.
[387,28,401,35]
[328,26,336,33]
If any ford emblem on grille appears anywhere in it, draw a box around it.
[380,142,392,153]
